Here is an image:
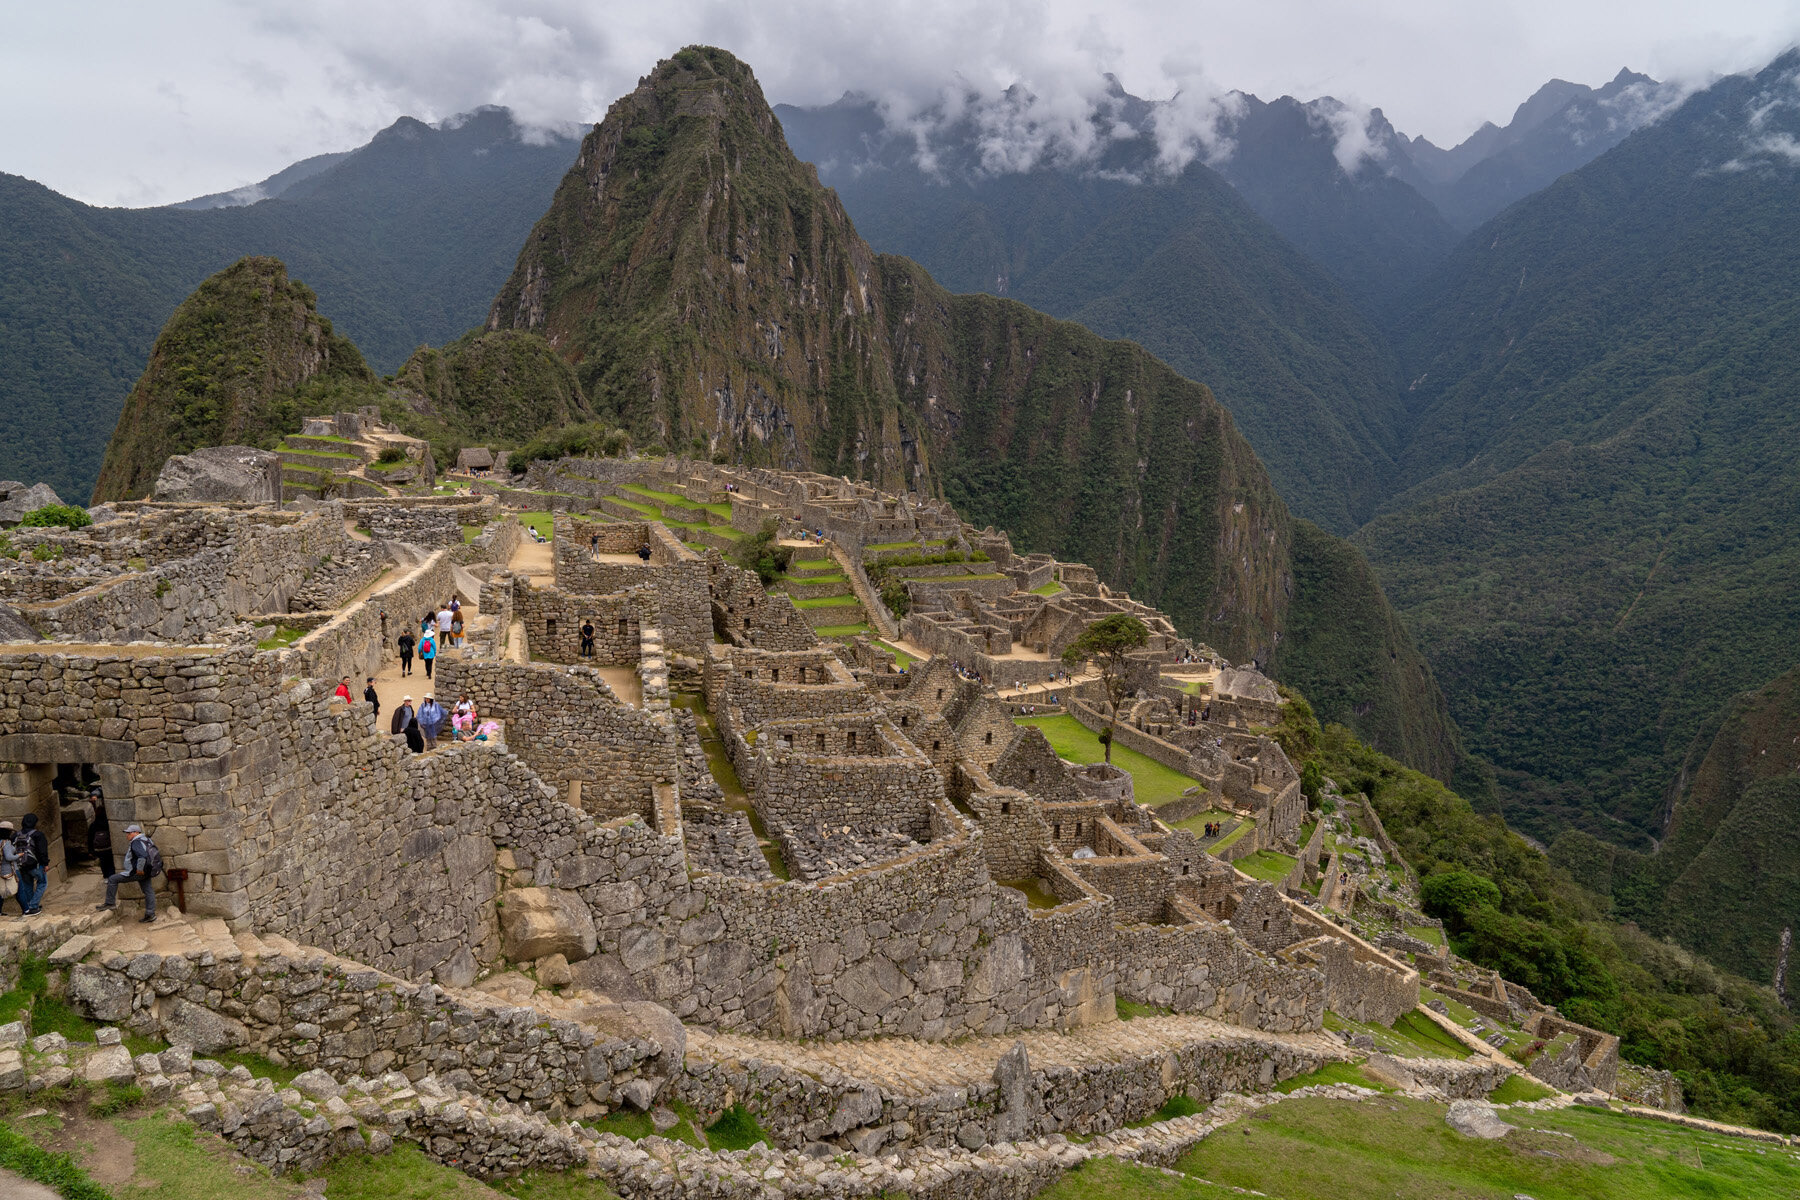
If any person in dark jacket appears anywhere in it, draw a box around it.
[404,713,425,754]
[390,694,414,732]
[397,631,416,676]
[95,824,157,922]
[16,813,49,915]
[88,796,115,879]
[363,678,380,718]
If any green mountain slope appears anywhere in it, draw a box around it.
[775,97,1413,534]
[389,328,595,451]
[490,45,1459,775]
[0,109,577,501]
[93,257,375,502]
[1358,51,1800,846]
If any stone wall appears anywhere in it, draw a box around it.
[351,500,492,548]
[287,550,458,686]
[514,583,647,665]
[436,659,679,819]
[553,519,710,655]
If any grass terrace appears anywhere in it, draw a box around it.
[1015,714,1205,807]
[813,623,871,637]
[516,511,554,540]
[875,639,919,669]
[1234,849,1298,883]
[1031,580,1066,596]
[1325,1009,1472,1060]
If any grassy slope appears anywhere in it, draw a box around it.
[1014,714,1201,806]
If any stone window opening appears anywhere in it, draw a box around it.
[932,739,941,751]
[936,688,945,700]
[1075,821,1083,836]
[899,715,909,727]
[846,731,857,751]
[1262,918,1270,932]
[1054,822,1061,838]
[1181,864,1190,876]
[1001,801,1011,815]
[817,733,827,752]
[619,617,630,640]
[771,668,780,683]
[783,733,794,748]
[984,731,993,744]
[1026,768,1036,783]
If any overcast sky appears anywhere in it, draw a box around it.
[8,0,1798,207]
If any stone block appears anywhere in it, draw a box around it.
[49,935,96,966]
[157,997,249,1053]
[500,888,596,964]
[83,1044,137,1086]
[69,965,134,1023]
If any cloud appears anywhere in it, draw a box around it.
[5,0,1800,205]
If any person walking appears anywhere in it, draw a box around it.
[418,694,445,751]
[88,797,115,879]
[363,678,380,718]
[0,821,20,918]
[449,611,464,647]
[436,604,454,644]
[15,813,49,916]
[580,620,595,657]
[397,630,416,676]
[420,632,437,680]
[390,695,415,743]
[95,824,160,923]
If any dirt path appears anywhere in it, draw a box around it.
[508,538,554,585]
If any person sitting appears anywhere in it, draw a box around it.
[452,695,477,738]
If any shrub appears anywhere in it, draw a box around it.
[512,422,632,468]
[375,446,408,464]
[1421,869,1502,931]
[0,534,15,560]
[734,520,793,585]
[30,542,63,562]
[20,503,92,529]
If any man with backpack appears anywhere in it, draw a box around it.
[397,630,416,676]
[14,813,50,916]
[96,823,161,922]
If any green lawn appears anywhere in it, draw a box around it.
[516,511,554,539]
[1175,1095,1800,1200]
[1235,849,1298,883]
[814,623,870,637]
[875,639,919,669]
[864,540,922,552]
[1325,1010,1471,1060]
[1031,580,1066,596]
[621,484,692,506]
[1015,714,1204,807]
[791,594,860,608]
[1405,924,1444,947]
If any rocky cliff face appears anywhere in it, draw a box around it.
[490,46,1458,773]
[93,256,374,502]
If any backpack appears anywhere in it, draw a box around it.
[12,831,38,874]
[137,837,164,879]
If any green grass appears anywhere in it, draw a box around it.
[1488,1073,1557,1104]
[864,540,921,552]
[1209,820,1255,852]
[1116,997,1172,1021]
[1000,877,1063,910]
[30,994,100,1044]
[211,1049,303,1087]
[1014,714,1204,807]
[896,571,1008,581]
[1324,1010,1470,1060]
[497,1166,624,1200]
[874,640,918,669]
[516,511,554,539]
[1175,1094,1800,1200]
[1037,1157,1246,1199]
[1275,1060,1384,1093]
[790,558,834,570]
[255,626,305,650]
[1030,580,1065,596]
[318,1140,508,1198]
[621,484,692,506]
[813,623,870,637]
[703,1103,771,1151]
[0,953,47,1025]
[791,594,860,608]
[1234,850,1299,883]
[277,444,361,460]
[782,571,849,586]
[107,1111,299,1200]
[582,1102,705,1149]
[461,524,485,543]
[0,1117,113,1200]
[1128,1094,1202,1127]
[1404,924,1444,947]
[608,497,660,518]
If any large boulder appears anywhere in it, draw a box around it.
[573,1000,687,1077]
[68,964,134,1022]
[0,481,63,526]
[500,887,597,964]
[157,997,249,1053]
[1445,1100,1513,1139]
[151,446,281,504]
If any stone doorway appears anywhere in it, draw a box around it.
[0,735,136,888]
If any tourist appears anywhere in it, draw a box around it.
[403,709,425,754]
[580,620,595,656]
[453,695,477,738]
[436,604,454,641]
[334,676,353,703]
[363,677,380,718]
[88,796,115,879]
[391,695,415,741]
[418,694,446,750]
[450,611,465,647]
[0,821,19,917]
[397,630,416,676]
[589,532,599,555]
[421,612,434,638]
[637,543,652,562]
[420,632,437,679]
[95,824,159,923]
[15,813,49,916]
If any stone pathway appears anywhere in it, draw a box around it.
[0,1167,60,1200]
[688,1012,1347,1097]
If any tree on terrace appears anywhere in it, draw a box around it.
[1060,614,1149,763]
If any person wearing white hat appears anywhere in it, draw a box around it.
[96,823,161,923]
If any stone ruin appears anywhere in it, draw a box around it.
[0,451,1496,1194]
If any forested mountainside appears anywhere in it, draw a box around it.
[487,45,1460,777]
[93,257,375,502]
[1356,52,1800,863]
[0,108,576,501]
[775,93,1416,533]
[1552,663,1800,983]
